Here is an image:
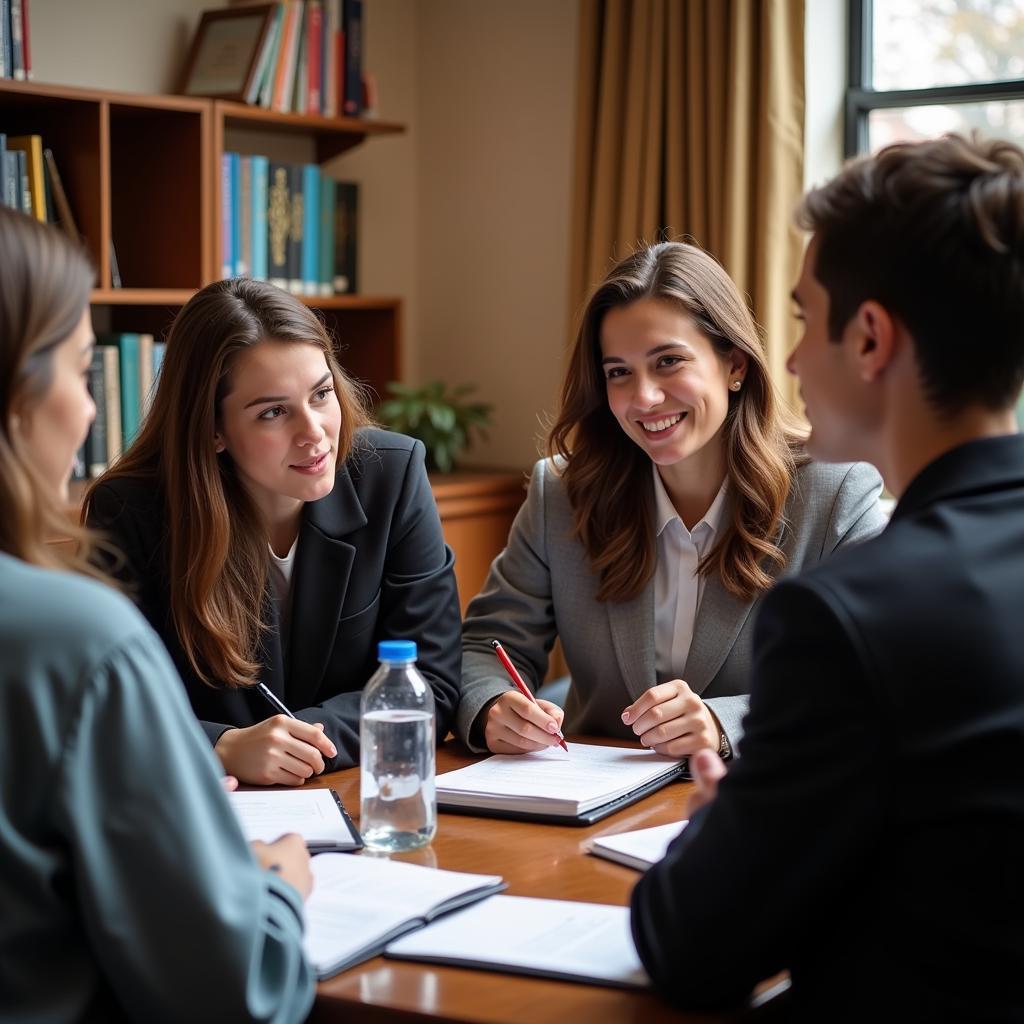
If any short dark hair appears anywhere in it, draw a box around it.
[798,133,1024,415]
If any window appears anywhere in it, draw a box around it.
[846,0,1024,156]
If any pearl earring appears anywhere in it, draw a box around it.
[729,380,742,392]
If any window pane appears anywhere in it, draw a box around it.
[873,0,1024,91]
[868,99,1024,149]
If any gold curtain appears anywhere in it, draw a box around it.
[570,0,806,406]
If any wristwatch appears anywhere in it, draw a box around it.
[717,728,732,760]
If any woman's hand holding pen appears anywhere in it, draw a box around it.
[621,680,721,758]
[215,717,337,786]
[483,691,566,754]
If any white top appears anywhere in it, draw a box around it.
[652,466,728,681]
[268,536,299,639]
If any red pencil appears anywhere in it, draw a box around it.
[490,639,569,753]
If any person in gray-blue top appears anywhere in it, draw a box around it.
[0,205,315,1023]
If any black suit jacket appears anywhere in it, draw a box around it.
[631,435,1024,1023]
[88,428,461,771]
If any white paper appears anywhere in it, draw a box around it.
[386,894,649,988]
[436,743,684,814]
[589,821,688,871]
[302,853,503,974]
[228,789,357,847]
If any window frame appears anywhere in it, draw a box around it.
[844,0,1024,157]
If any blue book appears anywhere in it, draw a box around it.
[301,163,320,295]
[221,153,234,279]
[251,155,269,280]
[0,0,10,80]
[98,334,141,448]
[231,152,242,278]
[318,172,336,295]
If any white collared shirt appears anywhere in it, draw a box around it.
[652,466,728,681]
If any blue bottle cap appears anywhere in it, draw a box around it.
[378,640,417,662]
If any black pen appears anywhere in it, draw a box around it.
[256,682,296,719]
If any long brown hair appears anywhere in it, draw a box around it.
[549,241,803,603]
[0,206,101,574]
[85,278,372,689]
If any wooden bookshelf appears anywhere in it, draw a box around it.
[0,78,405,393]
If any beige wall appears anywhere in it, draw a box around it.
[28,0,579,470]
[415,1,578,469]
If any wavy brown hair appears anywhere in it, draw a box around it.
[549,241,804,603]
[84,278,372,689]
[0,206,103,574]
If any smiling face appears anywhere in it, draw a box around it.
[599,297,746,482]
[215,339,342,522]
[14,307,96,503]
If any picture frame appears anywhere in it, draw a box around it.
[179,4,277,102]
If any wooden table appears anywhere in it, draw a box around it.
[301,739,735,1024]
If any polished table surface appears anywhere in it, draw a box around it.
[300,737,737,1024]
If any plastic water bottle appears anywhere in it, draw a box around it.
[359,640,437,851]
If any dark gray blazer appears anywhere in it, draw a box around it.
[457,456,885,752]
[88,428,461,771]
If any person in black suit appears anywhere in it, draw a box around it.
[86,279,460,786]
[631,134,1024,1022]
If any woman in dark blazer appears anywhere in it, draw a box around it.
[86,279,460,786]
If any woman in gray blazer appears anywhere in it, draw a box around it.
[0,207,313,1022]
[458,242,886,759]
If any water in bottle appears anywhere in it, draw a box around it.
[360,640,437,851]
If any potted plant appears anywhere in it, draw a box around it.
[377,380,493,473]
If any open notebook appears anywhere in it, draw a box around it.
[436,743,688,825]
[302,854,505,979]
[588,821,689,871]
[386,894,649,988]
[228,788,362,852]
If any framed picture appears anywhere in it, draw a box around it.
[179,4,277,102]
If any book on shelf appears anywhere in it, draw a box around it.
[301,852,505,980]
[250,155,269,280]
[0,0,9,80]
[221,151,357,294]
[237,155,252,277]
[7,135,45,220]
[342,0,362,116]
[98,334,141,450]
[84,348,110,478]
[43,148,80,244]
[287,161,302,292]
[267,160,290,288]
[300,162,319,294]
[435,743,689,826]
[333,180,357,293]
[9,0,24,81]
[318,170,335,296]
[202,0,365,117]
[0,134,16,209]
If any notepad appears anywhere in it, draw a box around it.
[386,894,649,989]
[228,788,361,852]
[436,743,687,825]
[588,820,689,871]
[302,853,506,979]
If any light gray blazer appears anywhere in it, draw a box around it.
[457,457,886,753]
